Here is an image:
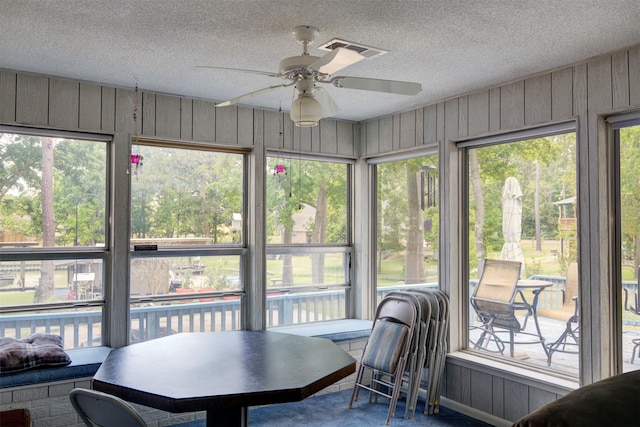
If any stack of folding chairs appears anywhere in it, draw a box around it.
[349,288,450,423]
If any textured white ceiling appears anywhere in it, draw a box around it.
[1,0,639,122]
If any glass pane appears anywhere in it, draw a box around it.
[0,133,107,248]
[266,157,347,244]
[0,258,104,306]
[128,255,242,343]
[130,255,241,297]
[266,252,347,288]
[0,306,103,349]
[131,145,244,244]
[467,133,579,375]
[0,256,104,349]
[266,288,348,327]
[620,124,640,373]
[376,155,439,291]
[130,296,241,343]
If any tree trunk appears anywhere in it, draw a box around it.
[38,137,55,302]
[405,166,424,284]
[311,185,328,284]
[282,227,294,285]
[535,161,542,251]
[469,150,487,275]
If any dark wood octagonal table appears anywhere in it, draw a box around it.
[92,331,356,426]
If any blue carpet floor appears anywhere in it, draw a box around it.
[170,389,492,426]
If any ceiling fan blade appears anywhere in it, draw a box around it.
[314,88,340,118]
[309,48,365,75]
[216,82,295,107]
[330,76,422,96]
[196,65,282,78]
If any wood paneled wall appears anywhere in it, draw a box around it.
[361,44,640,423]
[0,71,356,157]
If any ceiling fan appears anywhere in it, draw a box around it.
[198,25,422,127]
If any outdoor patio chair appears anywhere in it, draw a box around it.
[348,294,418,425]
[70,388,148,427]
[623,281,640,363]
[470,259,532,357]
[539,262,580,365]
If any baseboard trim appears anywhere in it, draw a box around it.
[439,397,512,427]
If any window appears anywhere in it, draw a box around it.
[265,154,351,326]
[128,142,247,342]
[0,128,109,348]
[374,154,439,298]
[611,114,640,373]
[463,125,580,376]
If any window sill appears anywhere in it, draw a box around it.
[447,351,579,395]
[1,346,112,388]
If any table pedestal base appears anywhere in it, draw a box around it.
[206,406,247,427]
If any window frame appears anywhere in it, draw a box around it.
[265,152,354,322]
[127,139,250,307]
[0,126,111,330]
[606,111,640,374]
[456,121,580,376]
[367,148,440,299]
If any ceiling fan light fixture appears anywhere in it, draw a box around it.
[290,93,322,127]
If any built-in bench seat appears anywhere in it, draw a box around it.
[0,346,112,388]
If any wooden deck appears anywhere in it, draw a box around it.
[470,313,640,375]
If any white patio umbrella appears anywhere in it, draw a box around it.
[500,176,525,277]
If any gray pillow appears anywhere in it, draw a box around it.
[0,333,71,374]
[512,370,640,427]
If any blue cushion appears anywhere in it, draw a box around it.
[361,319,409,373]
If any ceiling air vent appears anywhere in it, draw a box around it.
[317,38,388,59]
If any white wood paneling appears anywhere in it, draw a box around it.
[155,94,181,139]
[180,98,193,140]
[365,120,379,156]
[337,121,354,157]
[468,91,490,136]
[492,376,505,418]
[470,370,493,415]
[192,99,216,142]
[101,86,116,132]
[489,87,501,132]
[500,81,525,130]
[319,120,337,154]
[630,45,640,106]
[16,74,48,125]
[612,50,630,109]
[400,110,416,149]
[415,107,424,147]
[392,114,401,151]
[503,380,528,421]
[378,116,393,153]
[424,104,438,145]
[237,106,254,145]
[263,110,281,149]
[458,96,469,138]
[79,82,102,131]
[524,74,552,125]
[49,78,79,129]
[0,71,17,122]
[215,105,238,144]
[142,92,155,136]
[551,68,573,120]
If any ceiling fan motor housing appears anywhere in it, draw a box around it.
[279,55,321,79]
